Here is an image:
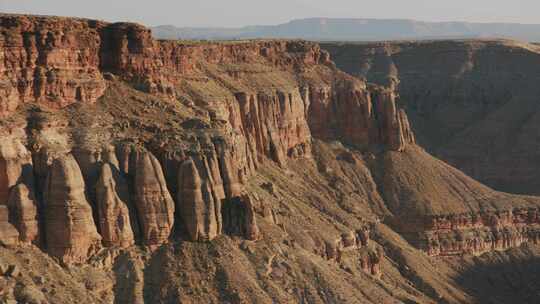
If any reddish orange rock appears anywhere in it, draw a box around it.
[308,81,415,152]
[0,137,33,206]
[95,163,135,248]
[6,183,39,244]
[0,15,107,117]
[177,158,221,241]
[132,150,175,247]
[234,89,312,167]
[43,154,101,263]
[0,205,19,246]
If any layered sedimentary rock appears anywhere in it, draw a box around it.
[0,15,107,116]
[0,133,39,244]
[132,150,175,247]
[0,205,19,246]
[43,154,101,263]
[313,225,381,277]
[100,22,331,96]
[423,208,540,256]
[234,89,312,167]
[322,40,540,195]
[377,146,540,256]
[175,139,262,242]
[0,135,33,205]
[6,183,39,244]
[308,81,415,152]
[95,162,135,248]
[177,158,220,241]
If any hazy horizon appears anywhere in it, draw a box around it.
[1,0,538,28]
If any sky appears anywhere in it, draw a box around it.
[0,0,537,28]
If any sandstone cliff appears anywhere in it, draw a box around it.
[43,154,102,263]
[323,40,540,196]
[1,14,540,304]
[0,14,419,259]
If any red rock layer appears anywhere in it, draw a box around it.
[132,150,175,247]
[43,154,102,263]
[0,205,19,246]
[177,158,220,241]
[421,208,540,256]
[234,89,312,167]
[0,15,418,265]
[0,15,106,116]
[174,138,261,242]
[0,15,330,117]
[0,134,39,244]
[314,225,382,277]
[308,82,415,152]
[0,136,34,205]
[6,183,39,244]
[95,162,135,248]
[100,22,331,95]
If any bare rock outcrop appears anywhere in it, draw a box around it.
[132,150,175,247]
[177,159,221,241]
[6,183,39,244]
[374,90,416,152]
[308,81,415,152]
[0,205,19,246]
[0,136,33,205]
[234,89,312,167]
[222,194,260,241]
[0,15,107,117]
[43,154,101,263]
[423,208,540,256]
[95,162,135,248]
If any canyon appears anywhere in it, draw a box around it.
[323,40,540,196]
[0,14,540,304]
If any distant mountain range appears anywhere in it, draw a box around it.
[152,18,540,41]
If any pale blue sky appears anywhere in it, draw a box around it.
[0,0,536,27]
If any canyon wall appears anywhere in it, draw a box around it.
[4,15,540,303]
[323,40,540,196]
[2,14,538,267]
[0,15,415,264]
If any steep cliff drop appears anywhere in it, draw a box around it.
[0,14,539,303]
[323,40,540,196]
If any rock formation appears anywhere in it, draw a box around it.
[95,162,135,248]
[0,205,19,246]
[3,14,540,304]
[0,15,107,117]
[308,81,415,152]
[43,154,101,263]
[323,40,540,195]
[6,183,39,244]
[423,208,540,256]
[234,89,312,166]
[177,158,220,241]
[132,150,175,247]
[0,136,34,206]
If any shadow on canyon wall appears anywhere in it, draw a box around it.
[454,247,540,304]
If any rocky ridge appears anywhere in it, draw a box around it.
[0,14,413,265]
[322,40,540,196]
[0,14,540,303]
